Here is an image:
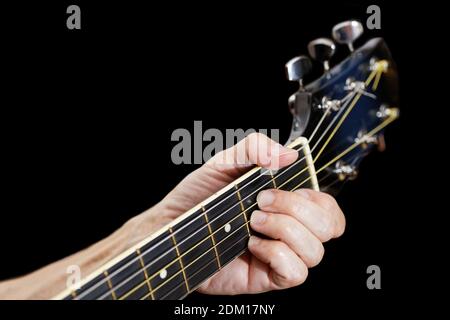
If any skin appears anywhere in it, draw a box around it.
[0,133,345,299]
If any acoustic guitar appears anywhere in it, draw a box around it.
[55,20,399,300]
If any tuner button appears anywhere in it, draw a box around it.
[285,56,312,88]
[307,38,336,71]
[332,20,364,52]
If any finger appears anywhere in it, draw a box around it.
[207,132,298,172]
[257,189,345,241]
[250,210,324,267]
[294,189,346,237]
[248,236,308,290]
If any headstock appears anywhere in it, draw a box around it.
[286,20,399,193]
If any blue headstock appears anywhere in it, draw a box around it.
[287,22,399,193]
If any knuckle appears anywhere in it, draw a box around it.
[307,243,325,267]
[318,219,335,242]
[268,241,285,259]
[317,192,338,211]
[282,223,296,239]
[247,132,267,143]
[290,200,305,217]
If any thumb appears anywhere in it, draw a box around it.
[206,133,298,173]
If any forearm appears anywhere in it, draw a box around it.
[0,205,168,300]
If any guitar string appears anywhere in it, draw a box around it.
[74,111,324,300]
[75,66,380,300]
[93,89,358,300]
[142,147,380,300]
[157,234,251,300]
[132,67,389,300]
[93,87,362,300]
[105,90,385,301]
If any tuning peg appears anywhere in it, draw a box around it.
[307,38,336,71]
[332,20,364,52]
[285,55,312,89]
[377,134,386,152]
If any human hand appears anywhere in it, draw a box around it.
[129,133,345,294]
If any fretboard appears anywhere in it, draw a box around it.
[57,138,318,300]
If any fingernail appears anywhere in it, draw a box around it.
[257,190,274,207]
[271,143,295,157]
[251,210,267,225]
[248,236,261,247]
[296,189,311,200]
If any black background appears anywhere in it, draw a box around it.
[1,0,439,315]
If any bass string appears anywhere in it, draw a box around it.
[138,146,369,300]
[107,116,388,300]
[75,68,378,300]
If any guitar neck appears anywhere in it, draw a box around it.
[57,138,318,300]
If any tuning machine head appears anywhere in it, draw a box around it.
[332,20,364,52]
[285,55,312,89]
[307,38,336,71]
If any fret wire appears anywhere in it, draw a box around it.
[145,129,391,300]
[136,248,154,300]
[169,228,190,294]
[140,215,253,300]
[153,65,384,297]
[158,233,250,300]
[270,170,277,188]
[73,69,380,300]
[103,271,117,300]
[124,110,394,300]
[75,148,311,300]
[202,206,221,270]
[178,247,249,300]
[119,206,252,300]
[235,185,251,237]
[74,146,312,300]
[117,162,308,300]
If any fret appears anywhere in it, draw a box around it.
[175,232,250,300]
[269,170,277,188]
[150,269,188,300]
[216,220,249,267]
[105,252,147,300]
[169,227,190,293]
[217,231,249,272]
[202,206,221,269]
[162,229,250,300]
[205,188,243,243]
[238,170,273,208]
[61,142,318,300]
[184,244,220,291]
[171,209,215,266]
[136,249,154,300]
[185,258,218,294]
[235,185,251,237]
[212,209,247,244]
[103,271,117,300]
[276,158,313,191]
[205,188,242,225]
[140,231,186,300]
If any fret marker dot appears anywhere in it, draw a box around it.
[160,269,167,279]
[224,223,231,233]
